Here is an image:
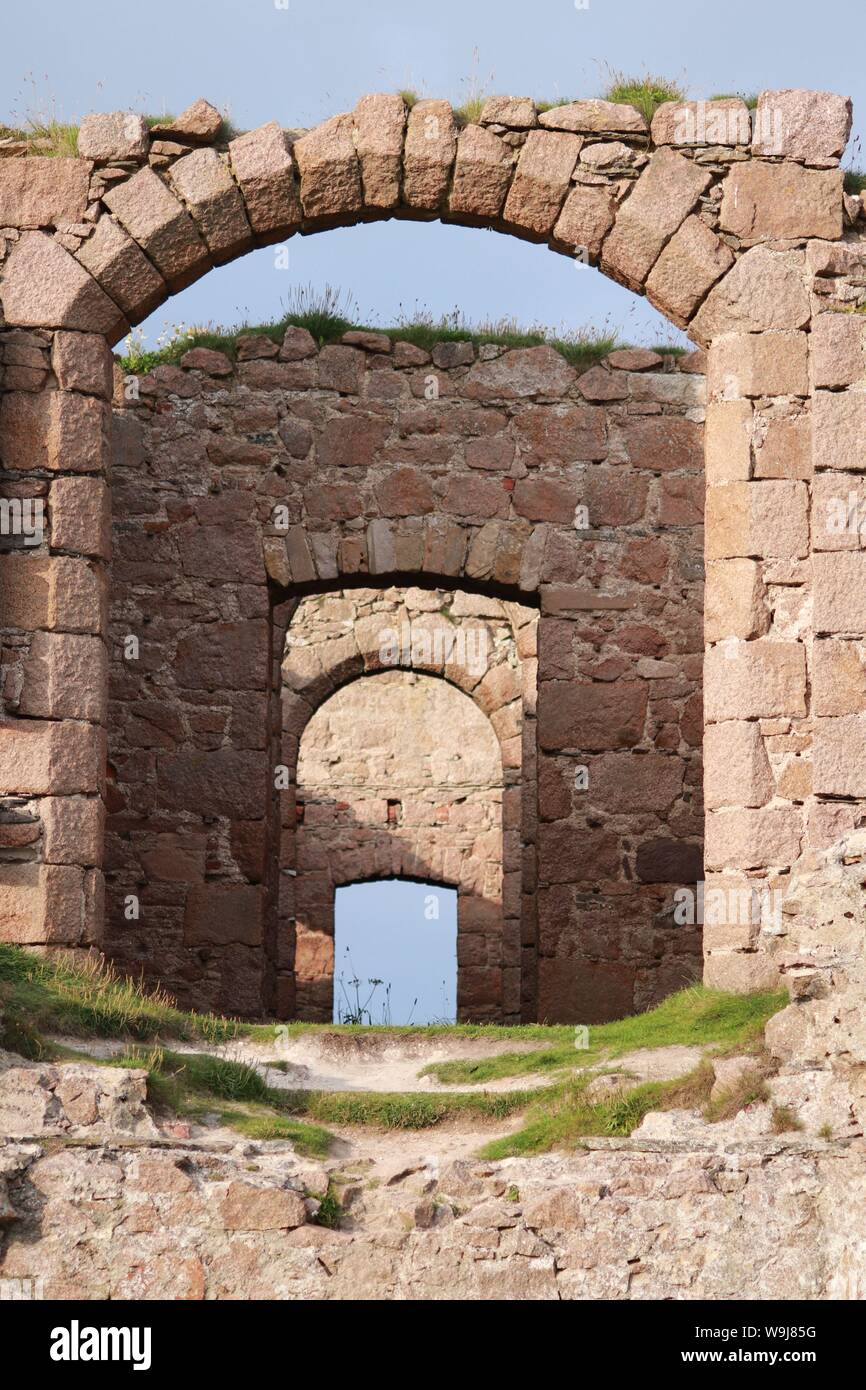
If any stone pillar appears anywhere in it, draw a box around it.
[0,330,112,953]
[701,328,811,990]
[808,309,866,831]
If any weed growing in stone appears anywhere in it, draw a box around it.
[601,67,686,121]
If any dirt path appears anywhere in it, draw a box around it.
[52,1029,707,1172]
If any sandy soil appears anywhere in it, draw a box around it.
[51,1030,710,1170]
[55,1030,705,1096]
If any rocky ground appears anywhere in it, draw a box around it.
[2,1024,866,1300]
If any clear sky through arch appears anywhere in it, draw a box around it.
[333,879,458,1025]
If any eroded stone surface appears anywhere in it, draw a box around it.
[229,123,302,239]
[103,166,211,288]
[2,233,126,337]
[601,149,711,291]
[751,89,853,164]
[169,148,252,261]
[294,114,363,221]
[449,125,513,219]
[78,112,149,162]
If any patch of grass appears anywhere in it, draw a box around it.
[130,1048,270,1104]
[313,1182,344,1228]
[660,1058,716,1110]
[0,120,79,156]
[601,69,686,123]
[478,1074,661,1158]
[120,284,361,374]
[243,1019,578,1048]
[220,1109,333,1156]
[454,96,485,127]
[453,46,493,129]
[704,1066,770,1122]
[0,943,241,1051]
[843,169,866,195]
[421,985,787,1086]
[386,312,619,371]
[112,1046,334,1158]
[535,98,572,114]
[480,1057,728,1160]
[217,117,241,143]
[770,1103,803,1134]
[99,1041,533,1148]
[398,89,418,110]
[282,1086,537,1130]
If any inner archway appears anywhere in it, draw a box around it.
[293,663,507,1023]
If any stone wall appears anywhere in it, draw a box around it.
[0,88,864,1024]
[96,336,704,1020]
[3,1057,865,1299]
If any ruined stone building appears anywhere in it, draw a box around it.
[1,88,865,1028]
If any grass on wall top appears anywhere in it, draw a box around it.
[2,72,771,156]
[118,309,625,377]
[117,284,688,377]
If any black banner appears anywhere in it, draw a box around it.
[0,1298,856,1376]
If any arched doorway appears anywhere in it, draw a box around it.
[286,587,518,1022]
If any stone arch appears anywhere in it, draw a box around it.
[0,87,863,1019]
[0,90,841,348]
[292,666,506,1022]
[276,587,535,1021]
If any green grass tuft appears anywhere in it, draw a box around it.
[109,1045,334,1158]
[0,119,79,156]
[281,1086,537,1130]
[0,943,241,1049]
[312,1182,344,1228]
[770,1103,802,1134]
[843,169,866,195]
[480,1060,722,1159]
[420,985,786,1086]
[453,96,485,127]
[602,70,686,122]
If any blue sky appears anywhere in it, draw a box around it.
[334,880,457,1024]
[4,0,863,347]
